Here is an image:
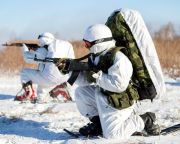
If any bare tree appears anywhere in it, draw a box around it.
[155,22,176,40]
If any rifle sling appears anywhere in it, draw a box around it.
[74,53,90,61]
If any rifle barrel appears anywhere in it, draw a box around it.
[2,43,39,49]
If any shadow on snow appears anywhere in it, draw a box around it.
[0,116,70,140]
[165,81,180,86]
[0,94,14,100]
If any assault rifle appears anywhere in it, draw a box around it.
[34,57,91,73]
[34,55,97,85]
[2,42,40,50]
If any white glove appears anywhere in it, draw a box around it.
[92,70,102,79]
[22,44,29,52]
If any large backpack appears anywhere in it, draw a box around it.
[106,8,166,101]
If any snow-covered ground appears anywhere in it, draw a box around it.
[0,74,179,144]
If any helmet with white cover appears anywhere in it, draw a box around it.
[83,24,115,54]
[38,32,55,47]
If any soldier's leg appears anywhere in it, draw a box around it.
[75,85,102,136]
[95,89,144,139]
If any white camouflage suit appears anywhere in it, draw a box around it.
[75,24,144,139]
[21,34,75,102]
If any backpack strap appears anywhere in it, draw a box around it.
[96,47,124,73]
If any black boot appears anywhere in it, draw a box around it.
[140,112,160,135]
[79,116,102,136]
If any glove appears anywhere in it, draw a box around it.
[86,71,96,83]
[22,44,29,52]
[86,70,102,83]
[55,58,70,74]
[92,71,102,79]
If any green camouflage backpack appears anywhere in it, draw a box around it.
[106,9,160,101]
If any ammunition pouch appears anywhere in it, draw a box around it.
[100,84,139,110]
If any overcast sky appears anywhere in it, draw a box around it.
[0,0,179,41]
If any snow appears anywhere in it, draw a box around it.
[0,74,180,144]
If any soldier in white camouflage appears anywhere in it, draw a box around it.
[74,24,145,139]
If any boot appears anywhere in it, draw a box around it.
[15,81,36,103]
[79,116,102,136]
[49,82,72,101]
[140,112,160,135]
